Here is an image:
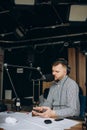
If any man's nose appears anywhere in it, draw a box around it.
[52,72,55,75]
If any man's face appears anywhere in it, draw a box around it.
[52,63,67,81]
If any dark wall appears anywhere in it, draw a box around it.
[3,45,68,102]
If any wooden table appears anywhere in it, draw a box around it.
[65,121,86,130]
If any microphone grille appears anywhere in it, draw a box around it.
[4,63,7,67]
[37,67,41,71]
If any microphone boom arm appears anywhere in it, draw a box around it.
[4,66,18,98]
[4,63,37,70]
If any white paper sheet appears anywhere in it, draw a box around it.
[0,112,80,130]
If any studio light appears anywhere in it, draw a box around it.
[14,0,35,5]
[69,5,87,22]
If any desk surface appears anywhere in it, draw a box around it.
[65,122,86,130]
[0,112,84,130]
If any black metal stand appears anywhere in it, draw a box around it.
[4,65,18,99]
[4,63,43,107]
[4,65,21,111]
[32,79,42,104]
[82,82,87,130]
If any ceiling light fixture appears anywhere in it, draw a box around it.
[69,5,87,22]
[14,0,35,5]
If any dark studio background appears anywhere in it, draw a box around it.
[3,45,68,103]
[0,0,87,105]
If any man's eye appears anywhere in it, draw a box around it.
[53,71,59,73]
[56,71,59,73]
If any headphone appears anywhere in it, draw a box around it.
[56,58,71,75]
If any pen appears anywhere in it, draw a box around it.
[54,118,64,121]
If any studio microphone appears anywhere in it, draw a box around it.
[43,74,54,82]
[37,67,54,82]
[36,67,46,80]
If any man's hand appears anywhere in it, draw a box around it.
[32,106,56,118]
